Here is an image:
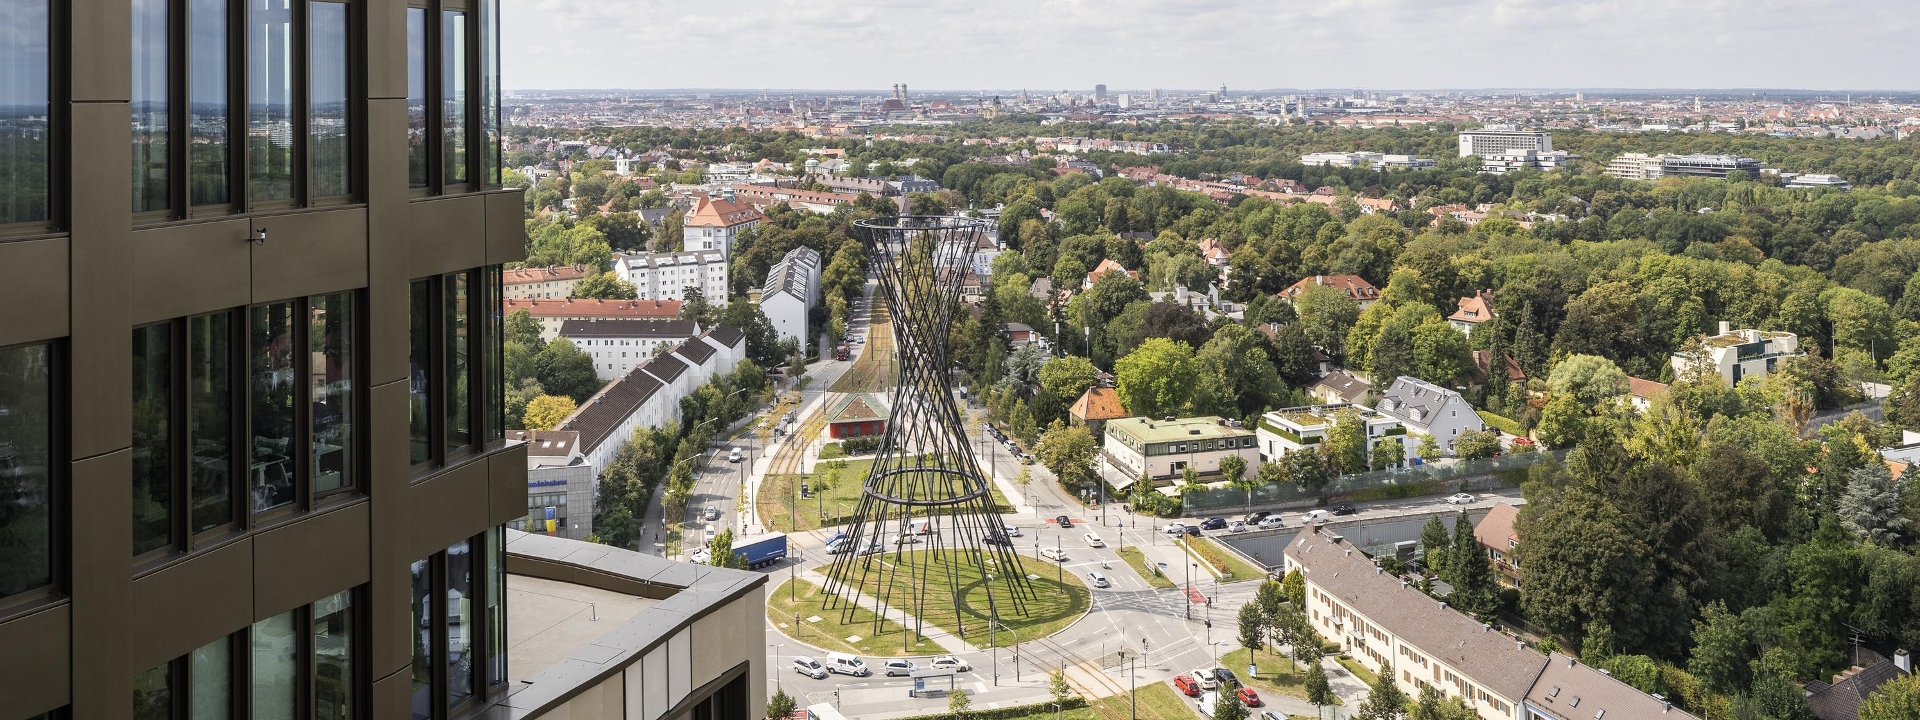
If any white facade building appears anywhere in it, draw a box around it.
[683,193,764,258]
[1256,404,1409,466]
[557,318,703,380]
[1672,322,1803,385]
[1479,149,1578,174]
[1102,416,1258,483]
[614,250,729,303]
[760,246,822,357]
[559,325,747,475]
[1604,152,1666,181]
[1373,376,1486,455]
[1458,127,1552,157]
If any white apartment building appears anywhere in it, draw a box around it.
[503,264,594,299]
[559,325,747,475]
[1373,376,1485,455]
[1458,127,1552,157]
[760,246,822,357]
[557,318,703,380]
[1479,149,1578,175]
[1302,151,1383,168]
[684,193,763,257]
[1256,404,1409,466]
[1604,152,1666,181]
[1671,322,1803,385]
[501,297,685,342]
[1102,416,1258,482]
[614,250,728,302]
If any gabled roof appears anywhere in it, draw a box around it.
[1627,376,1669,399]
[1448,291,1497,324]
[1086,258,1138,285]
[1280,275,1378,302]
[1528,653,1702,720]
[505,265,594,285]
[557,319,701,339]
[1070,387,1129,423]
[1806,655,1908,720]
[1309,370,1372,404]
[684,195,764,228]
[1472,350,1527,384]
[502,297,684,320]
[507,430,580,461]
[1473,503,1520,551]
[704,323,745,350]
[640,354,688,384]
[1375,376,1475,429]
[673,337,716,366]
[763,247,821,300]
[827,393,887,424]
[560,370,663,455]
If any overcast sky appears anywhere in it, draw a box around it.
[502,0,1919,93]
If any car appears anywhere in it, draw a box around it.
[1259,713,1288,720]
[1020,453,1035,465]
[825,540,851,554]
[1256,516,1286,530]
[860,541,884,556]
[728,447,743,463]
[984,533,1011,547]
[1040,546,1067,562]
[1227,520,1247,533]
[1162,522,1188,535]
[1199,517,1227,530]
[1447,493,1477,505]
[703,505,720,521]
[1189,668,1218,690]
[1214,668,1239,687]
[1183,525,1201,537]
[882,659,917,677]
[1173,675,1201,697]
[1245,510,1271,524]
[792,656,829,680]
[1056,515,1073,528]
[1236,687,1261,707]
[929,655,970,672]
[1087,571,1110,588]
[1512,436,1534,446]
[1083,532,1104,547]
[894,534,921,545]
[1331,504,1358,516]
[1004,525,1022,537]
[704,525,717,542]
[689,549,711,564]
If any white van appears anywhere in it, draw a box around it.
[1197,691,1218,717]
[826,652,870,677]
[1304,509,1330,524]
[906,518,932,535]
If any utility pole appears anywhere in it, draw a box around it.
[1130,655,1137,720]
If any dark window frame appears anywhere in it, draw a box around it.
[0,339,66,619]
[411,529,508,720]
[0,0,68,236]
[236,0,365,213]
[409,268,501,474]
[407,0,493,197]
[133,587,365,720]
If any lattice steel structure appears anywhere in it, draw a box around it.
[820,216,1037,642]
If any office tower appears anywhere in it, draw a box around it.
[1094,84,1107,102]
[1457,126,1553,157]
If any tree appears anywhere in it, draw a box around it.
[1446,513,1499,620]
[767,687,797,720]
[1037,355,1099,404]
[1410,320,1472,387]
[1420,516,1451,576]
[1688,602,1752,695]
[1410,686,1478,720]
[1322,410,1370,475]
[1221,454,1256,505]
[1415,434,1442,462]
[1114,337,1199,418]
[521,394,577,430]
[1517,490,1664,653]
[1037,420,1099,489]
[1547,354,1629,407]
[1212,691,1250,720]
[1238,602,1265,653]
[506,308,545,348]
[947,688,971,719]
[705,528,746,569]
[1295,282,1361,357]
[1840,462,1913,546]
[1281,568,1307,609]
[1048,670,1073,707]
[1860,672,1920,720]
[1284,450,1331,492]
[535,339,602,403]
[1453,429,1501,460]
[1357,661,1408,720]
[1304,663,1337,708]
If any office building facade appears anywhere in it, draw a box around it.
[1457,127,1552,157]
[1659,154,1764,179]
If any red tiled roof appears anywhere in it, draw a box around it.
[1449,291,1497,324]
[684,195,764,228]
[1627,376,1669,399]
[502,297,684,319]
[1473,503,1520,551]
[1070,387,1129,422]
[1280,275,1378,302]
[504,265,593,285]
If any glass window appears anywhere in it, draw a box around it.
[133,661,173,720]
[188,0,229,207]
[410,558,432,720]
[445,273,470,452]
[486,527,505,685]
[409,280,432,465]
[251,611,298,720]
[447,540,473,707]
[406,9,427,188]
[188,313,234,534]
[131,0,170,213]
[190,636,232,720]
[0,0,51,225]
[250,303,296,512]
[479,0,499,185]
[314,590,353,720]
[311,293,353,494]
[440,11,467,187]
[248,0,295,202]
[0,343,53,599]
[309,2,350,198]
[133,325,174,556]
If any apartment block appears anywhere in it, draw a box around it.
[1604,152,1667,181]
[1255,404,1408,466]
[1458,127,1552,157]
[761,246,822,356]
[501,296,685,342]
[614,250,729,303]
[1374,377,1486,455]
[504,264,596,299]
[1102,416,1258,482]
[559,319,703,380]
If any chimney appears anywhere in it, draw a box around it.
[1718,320,1731,335]
[1897,649,1911,674]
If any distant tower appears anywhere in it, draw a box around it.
[1095,84,1108,103]
[1694,96,1702,112]
[1220,83,1228,96]
[1575,90,1583,103]
[1150,87,1161,103]
[899,84,908,102]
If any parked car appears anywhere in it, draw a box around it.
[1227,520,1247,533]
[1173,675,1201,697]
[1303,509,1329,524]
[860,541,884,556]
[825,540,851,554]
[792,656,828,679]
[984,533,1011,547]
[929,655,970,672]
[1214,668,1239,687]
[704,525,717,542]
[1447,493,1477,505]
[1189,668,1218,690]
[1083,532,1104,547]
[1245,510,1271,524]
[1087,572,1110,588]
[1256,515,1286,529]
[1197,692,1218,717]
[1056,515,1073,528]
[1183,525,1201,537]
[1236,687,1261,707]
[882,659,917,677]
[703,505,720,521]
[1041,546,1067,562]
[1199,517,1227,530]
[894,534,921,545]
[1162,522,1187,535]
[1331,504,1358,516]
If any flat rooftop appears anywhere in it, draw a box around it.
[505,574,658,683]
[1106,415,1252,443]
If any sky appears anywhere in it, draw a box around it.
[501,0,1920,93]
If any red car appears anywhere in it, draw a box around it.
[1173,675,1200,697]
[1236,687,1261,707]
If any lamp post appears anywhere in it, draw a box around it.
[773,643,784,688]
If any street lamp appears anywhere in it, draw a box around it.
[773,643,785,688]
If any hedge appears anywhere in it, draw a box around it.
[1476,409,1525,436]
[893,695,1087,720]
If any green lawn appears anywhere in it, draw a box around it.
[1118,547,1177,589]
[1220,648,1326,702]
[816,551,1090,648]
[1335,655,1379,686]
[767,577,945,657]
[1182,537,1266,582]
[979,683,1195,720]
[760,456,1012,533]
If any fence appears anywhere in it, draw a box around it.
[1178,451,1558,516]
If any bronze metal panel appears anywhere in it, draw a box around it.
[0,603,72,716]
[371,666,414,720]
[488,443,529,525]
[68,452,132,719]
[129,220,253,325]
[364,0,408,100]
[366,99,412,385]
[407,196,486,279]
[484,189,529,266]
[406,458,490,560]
[70,0,130,102]
[129,539,255,674]
[250,208,371,304]
[368,380,413,672]
[0,237,70,347]
[67,103,133,459]
[252,501,373,620]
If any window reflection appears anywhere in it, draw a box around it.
[480,0,500,185]
[406,9,428,188]
[446,273,470,452]
[0,343,53,599]
[486,527,506,685]
[441,11,467,187]
[314,590,354,720]
[188,0,229,207]
[189,637,232,720]
[133,325,174,555]
[311,293,353,494]
[309,2,350,197]
[410,558,433,720]
[251,611,298,719]
[188,313,233,534]
[133,662,173,720]
[0,0,51,224]
[131,0,170,213]
[447,540,473,707]
[409,280,431,464]
[248,0,295,201]
[250,303,295,512]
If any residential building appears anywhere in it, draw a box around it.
[615,250,729,303]
[1070,387,1130,435]
[0,3,557,718]
[1280,274,1381,310]
[762,246,823,356]
[503,297,686,341]
[1660,154,1764,179]
[1284,527,1697,720]
[1302,151,1384,168]
[559,326,746,474]
[1627,377,1668,413]
[1786,173,1852,190]
[826,393,889,439]
[1479,149,1578,174]
[1379,154,1437,170]
[509,430,595,540]
[1448,291,1498,337]
[1603,152,1666,181]
[1374,377,1486,455]
[732,182,859,214]
[1102,416,1258,482]
[684,193,764,257]
[1472,503,1522,588]
[559,319,704,380]
[1085,258,1139,288]
[1256,404,1409,466]
[1804,650,1912,720]
[1309,370,1374,405]
[506,264,596,299]
[1470,350,1527,391]
[1672,322,1803,385]
[1458,127,1552,157]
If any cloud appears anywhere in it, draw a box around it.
[501,0,1920,91]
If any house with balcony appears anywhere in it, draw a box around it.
[1472,503,1522,589]
[1672,321,1803,385]
[1255,404,1409,467]
[1374,377,1485,455]
[1102,416,1258,484]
